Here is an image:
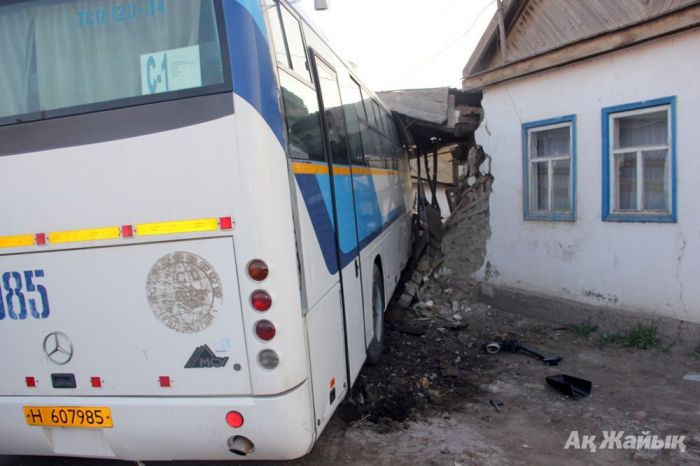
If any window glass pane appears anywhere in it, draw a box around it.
[339,79,365,166]
[552,160,570,211]
[372,101,384,132]
[280,72,325,162]
[384,113,396,140]
[280,6,310,80]
[362,92,377,127]
[530,161,548,211]
[615,152,637,211]
[267,5,289,67]
[316,63,349,166]
[615,110,667,149]
[643,149,668,211]
[0,0,225,125]
[362,129,383,168]
[531,126,569,158]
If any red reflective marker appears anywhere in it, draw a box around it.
[219,217,233,230]
[226,411,244,428]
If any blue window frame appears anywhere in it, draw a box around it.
[602,96,676,223]
[522,115,576,221]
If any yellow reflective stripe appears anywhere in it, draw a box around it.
[350,167,399,176]
[292,162,399,176]
[49,227,121,244]
[292,162,329,175]
[136,218,219,236]
[0,234,34,248]
[332,166,352,175]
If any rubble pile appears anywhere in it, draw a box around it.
[340,156,496,430]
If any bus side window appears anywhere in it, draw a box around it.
[279,6,312,81]
[339,77,366,166]
[315,62,349,166]
[362,129,383,169]
[279,70,326,162]
[372,100,385,134]
[266,3,291,68]
[360,89,377,128]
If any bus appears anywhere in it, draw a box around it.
[0,0,412,461]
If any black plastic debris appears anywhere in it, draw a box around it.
[546,374,592,399]
[484,340,562,366]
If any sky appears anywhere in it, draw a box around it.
[295,0,497,92]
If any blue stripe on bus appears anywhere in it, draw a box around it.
[224,0,285,146]
[295,174,340,275]
[295,172,406,275]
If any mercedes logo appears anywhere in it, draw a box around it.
[43,332,74,365]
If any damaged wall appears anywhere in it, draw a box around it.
[474,28,700,324]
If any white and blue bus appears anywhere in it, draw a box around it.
[0,0,412,460]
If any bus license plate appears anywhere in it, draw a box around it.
[23,406,113,428]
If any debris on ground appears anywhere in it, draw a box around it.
[484,339,563,366]
[545,374,593,400]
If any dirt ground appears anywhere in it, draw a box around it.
[3,277,699,466]
[281,277,700,466]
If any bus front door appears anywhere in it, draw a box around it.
[311,52,367,384]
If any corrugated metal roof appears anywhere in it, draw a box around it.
[466,0,700,76]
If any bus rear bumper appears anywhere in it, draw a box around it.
[0,380,316,461]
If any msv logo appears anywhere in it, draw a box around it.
[0,270,50,320]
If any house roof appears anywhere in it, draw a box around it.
[463,0,700,91]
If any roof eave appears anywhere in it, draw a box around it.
[463,2,700,91]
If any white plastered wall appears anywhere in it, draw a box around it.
[475,28,700,323]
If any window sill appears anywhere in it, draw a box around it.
[524,212,575,222]
[603,212,676,223]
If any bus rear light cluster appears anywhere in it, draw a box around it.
[91,377,102,388]
[258,350,279,370]
[251,290,272,311]
[25,377,36,388]
[255,320,276,341]
[247,259,269,281]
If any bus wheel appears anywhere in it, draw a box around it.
[366,263,385,365]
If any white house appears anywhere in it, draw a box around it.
[463,0,700,324]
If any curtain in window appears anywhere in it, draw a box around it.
[1,0,205,118]
[0,5,34,119]
[533,126,569,157]
[34,0,200,112]
[551,160,570,211]
[615,153,637,210]
[618,112,667,147]
[643,149,667,210]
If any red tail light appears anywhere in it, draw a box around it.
[251,290,272,311]
[247,260,269,281]
[25,377,36,388]
[255,320,276,341]
[91,377,102,388]
[226,411,244,428]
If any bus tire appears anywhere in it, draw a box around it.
[366,263,385,365]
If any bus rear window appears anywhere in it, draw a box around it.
[0,0,229,126]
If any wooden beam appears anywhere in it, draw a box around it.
[496,0,508,63]
[463,4,700,91]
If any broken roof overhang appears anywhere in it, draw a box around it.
[378,88,482,151]
[462,0,700,91]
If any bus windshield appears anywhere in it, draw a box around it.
[0,0,228,126]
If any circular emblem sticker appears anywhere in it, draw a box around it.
[146,252,223,333]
